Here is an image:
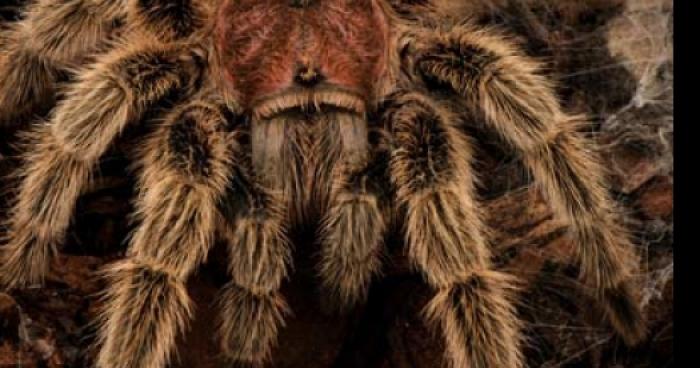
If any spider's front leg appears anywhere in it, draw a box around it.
[214,113,300,366]
[97,97,236,368]
[216,172,292,366]
[383,92,522,368]
[318,115,387,309]
[409,24,646,344]
[0,0,124,127]
[0,39,203,289]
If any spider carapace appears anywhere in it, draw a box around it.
[217,0,388,108]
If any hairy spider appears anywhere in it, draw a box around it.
[0,0,646,367]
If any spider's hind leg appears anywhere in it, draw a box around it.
[383,92,522,368]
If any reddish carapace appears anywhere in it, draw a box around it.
[215,0,390,108]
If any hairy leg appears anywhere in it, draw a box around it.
[96,96,235,368]
[0,40,203,288]
[410,24,645,344]
[384,92,522,368]
[318,114,386,309]
[216,143,291,365]
[319,171,386,309]
[0,0,124,127]
[126,0,205,41]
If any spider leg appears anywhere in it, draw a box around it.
[96,97,236,368]
[318,118,386,309]
[0,0,124,128]
[411,24,646,344]
[0,40,204,289]
[126,0,205,41]
[216,150,291,365]
[383,92,522,368]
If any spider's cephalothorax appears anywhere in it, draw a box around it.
[0,1,646,367]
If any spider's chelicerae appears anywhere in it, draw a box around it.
[0,0,646,367]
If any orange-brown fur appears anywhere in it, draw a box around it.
[408,23,645,344]
[0,0,124,127]
[383,92,522,368]
[0,1,645,367]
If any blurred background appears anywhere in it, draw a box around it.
[0,0,673,367]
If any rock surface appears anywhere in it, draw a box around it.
[0,0,673,367]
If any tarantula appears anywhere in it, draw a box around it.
[0,0,646,367]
